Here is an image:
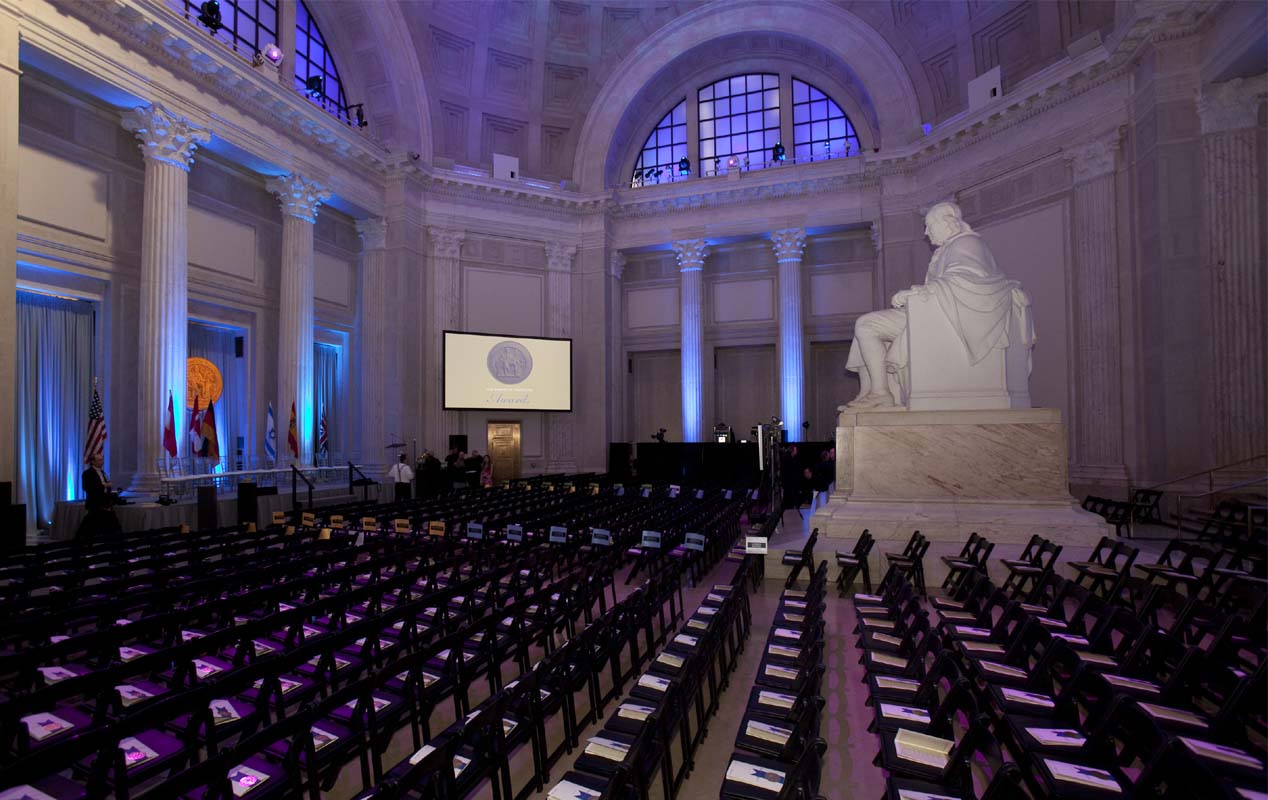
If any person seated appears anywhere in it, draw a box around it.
[846,201,1033,408]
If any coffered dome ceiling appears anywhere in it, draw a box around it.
[313,0,1118,187]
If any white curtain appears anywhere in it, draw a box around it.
[15,291,95,528]
[188,321,245,471]
[314,342,340,462]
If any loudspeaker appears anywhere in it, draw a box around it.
[237,481,259,528]
[197,486,219,531]
[234,336,244,358]
[448,434,468,452]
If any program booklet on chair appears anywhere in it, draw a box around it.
[228,763,271,796]
[0,787,59,800]
[894,728,953,768]
[584,736,631,761]
[746,720,792,745]
[1044,759,1121,792]
[1179,737,1264,770]
[21,712,73,741]
[548,779,603,800]
[119,737,160,768]
[726,760,786,792]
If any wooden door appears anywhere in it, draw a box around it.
[487,422,521,483]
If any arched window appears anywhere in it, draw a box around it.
[294,1,350,122]
[792,78,860,161]
[630,100,687,187]
[699,74,780,174]
[176,0,278,60]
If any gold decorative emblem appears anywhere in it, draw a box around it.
[186,357,224,407]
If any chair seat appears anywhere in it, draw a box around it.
[1003,714,1095,758]
[186,755,288,800]
[734,712,794,759]
[1031,755,1128,799]
[720,752,793,800]
[21,705,94,748]
[8,774,89,800]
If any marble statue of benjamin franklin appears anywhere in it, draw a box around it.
[846,201,1035,408]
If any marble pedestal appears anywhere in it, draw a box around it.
[811,407,1108,588]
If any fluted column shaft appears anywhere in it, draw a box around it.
[268,174,329,466]
[1199,80,1266,463]
[546,242,577,471]
[0,4,18,483]
[1065,135,1125,477]
[674,239,707,443]
[122,104,209,490]
[357,218,389,459]
[427,228,464,448]
[772,228,807,441]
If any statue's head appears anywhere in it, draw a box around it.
[924,202,971,246]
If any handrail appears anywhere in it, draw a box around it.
[1177,474,1268,501]
[348,461,375,502]
[291,465,314,515]
[1143,453,1267,491]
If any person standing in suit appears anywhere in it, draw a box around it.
[77,453,121,542]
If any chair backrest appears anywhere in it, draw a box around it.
[902,530,922,558]
[853,529,874,559]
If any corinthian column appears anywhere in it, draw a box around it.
[356,217,389,459]
[427,227,465,447]
[1064,131,1126,480]
[121,103,210,490]
[267,174,329,466]
[1198,79,1267,464]
[673,239,707,442]
[771,228,807,441]
[546,242,578,472]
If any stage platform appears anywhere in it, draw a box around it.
[50,483,382,542]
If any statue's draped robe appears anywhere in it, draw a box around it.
[847,231,1035,402]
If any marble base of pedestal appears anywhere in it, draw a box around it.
[810,407,1109,588]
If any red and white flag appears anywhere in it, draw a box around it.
[83,378,107,464]
[162,390,179,458]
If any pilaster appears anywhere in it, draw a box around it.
[426,227,465,449]
[356,217,390,461]
[545,241,578,473]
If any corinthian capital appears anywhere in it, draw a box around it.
[770,228,807,262]
[121,103,210,171]
[672,238,707,272]
[1064,130,1121,183]
[356,218,387,250]
[1197,78,1266,135]
[428,227,465,260]
[267,174,330,223]
[545,242,577,273]
[609,251,627,280]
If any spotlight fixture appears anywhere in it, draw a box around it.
[726,155,740,169]
[771,142,785,162]
[304,75,324,98]
[197,0,223,33]
[348,103,368,128]
[678,157,690,176]
[262,42,283,66]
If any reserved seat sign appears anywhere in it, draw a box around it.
[427,520,446,537]
[505,524,523,542]
[745,536,769,554]
[590,528,612,546]
[684,533,706,552]
[549,526,567,544]
[641,530,662,549]
[466,522,484,540]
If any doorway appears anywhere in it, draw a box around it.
[487,422,522,483]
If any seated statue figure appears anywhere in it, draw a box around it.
[846,201,1035,409]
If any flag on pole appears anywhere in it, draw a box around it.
[83,378,107,464]
[162,390,178,458]
[318,408,329,456]
[287,401,299,458]
[200,399,220,460]
[264,402,277,461]
[189,395,204,456]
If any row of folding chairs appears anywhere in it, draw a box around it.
[718,560,829,800]
[546,556,756,800]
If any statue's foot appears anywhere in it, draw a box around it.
[846,392,897,409]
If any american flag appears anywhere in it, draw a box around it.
[83,379,107,464]
[318,410,329,456]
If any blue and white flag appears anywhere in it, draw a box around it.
[264,402,277,461]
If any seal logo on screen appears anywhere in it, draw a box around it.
[487,341,533,385]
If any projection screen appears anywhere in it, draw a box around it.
[443,331,573,412]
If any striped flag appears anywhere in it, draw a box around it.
[83,379,107,464]
[264,402,277,461]
[318,408,329,456]
[287,401,299,458]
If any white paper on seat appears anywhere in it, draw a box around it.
[725,759,786,792]
[1044,759,1121,793]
